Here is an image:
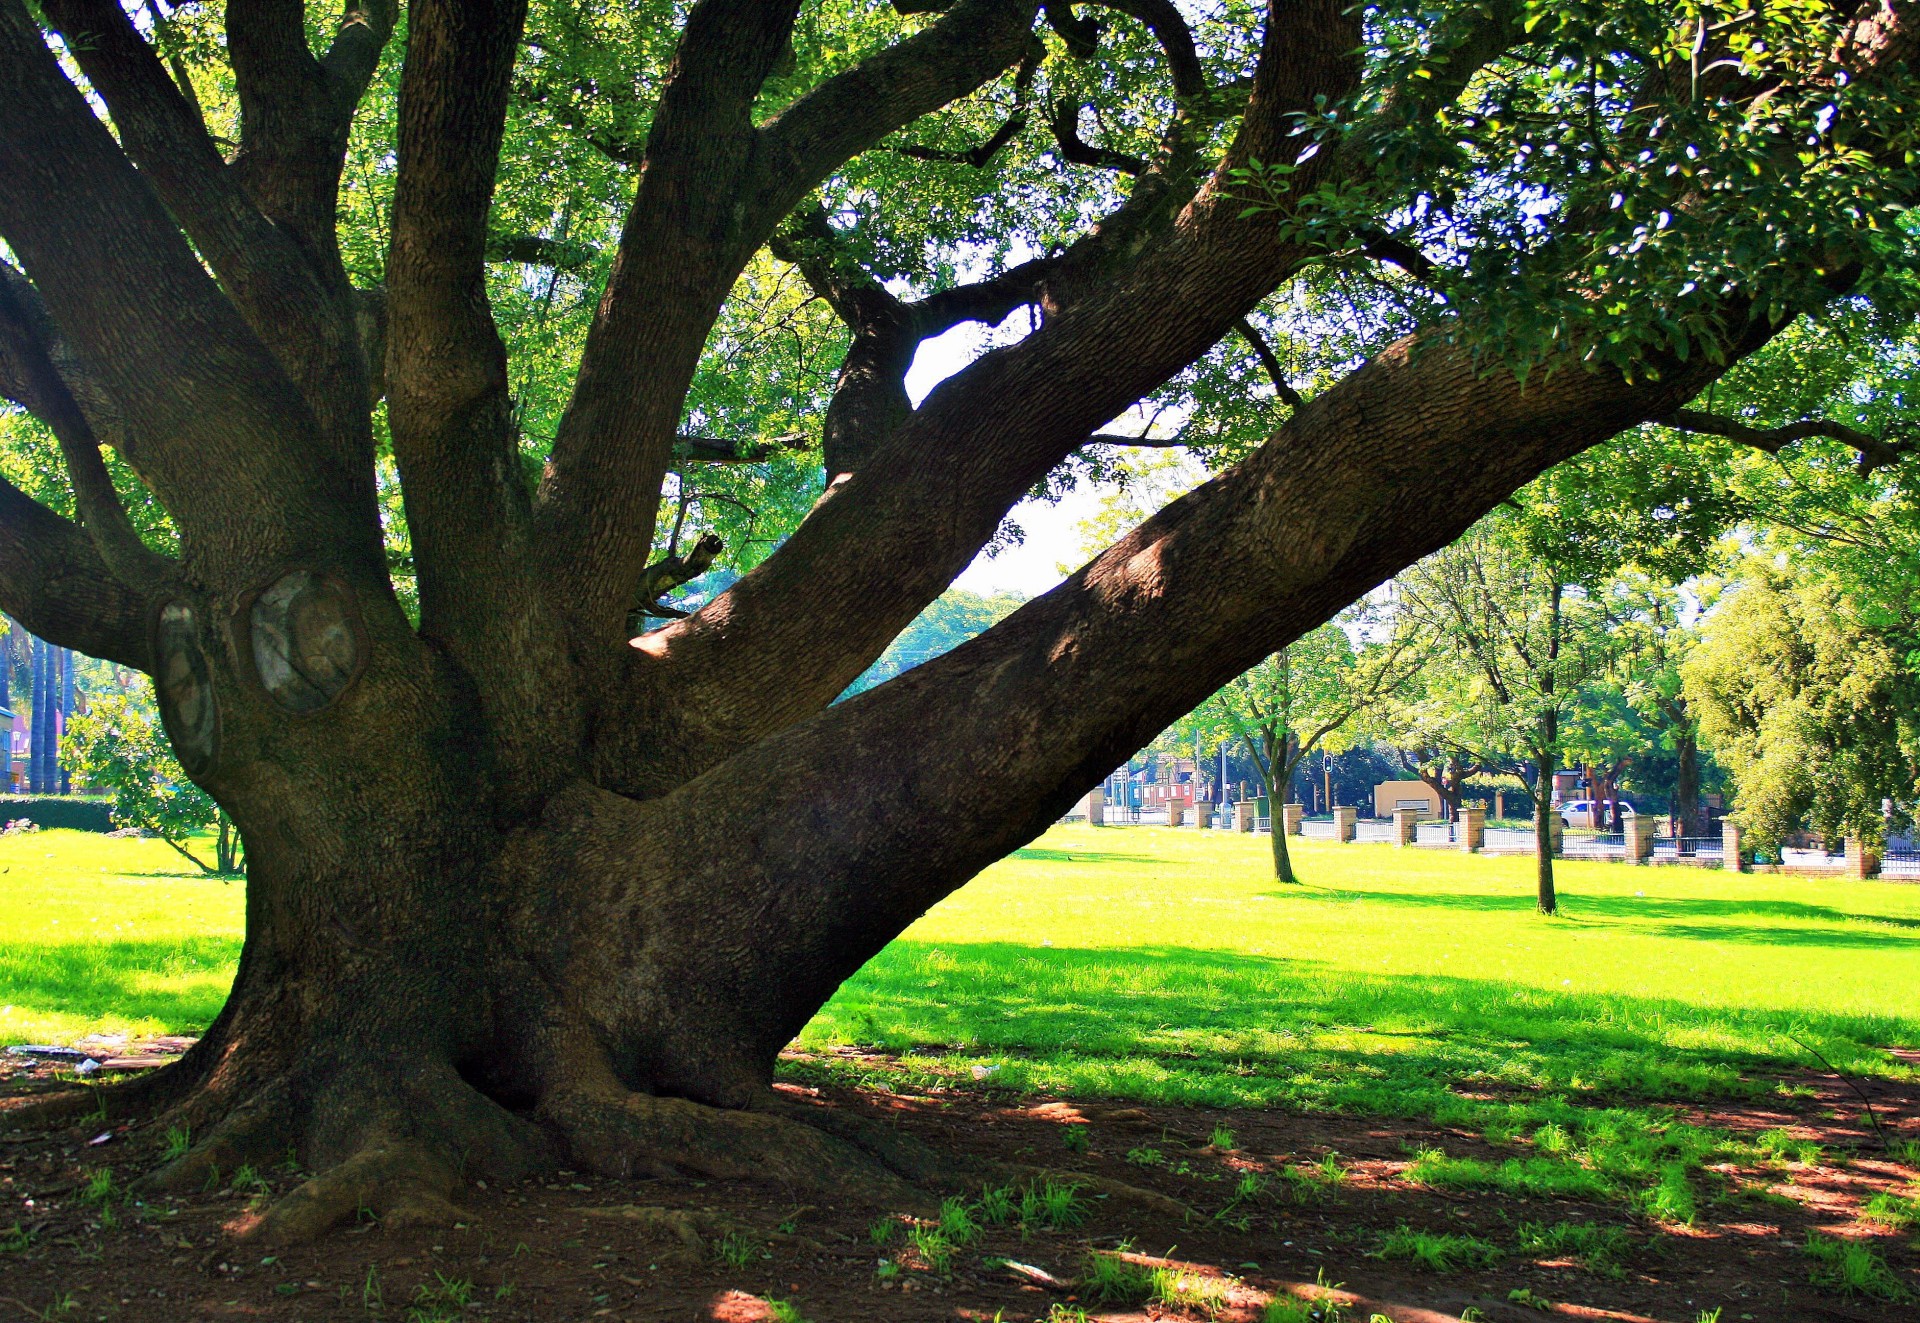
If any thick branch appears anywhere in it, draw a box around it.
[0,265,171,585]
[1659,408,1912,475]
[617,320,1772,1068]
[0,0,361,576]
[39,0,373,449]
[611,1,1371,776]
[0,476,151,671]
[228,0,399,271]
[535,0,1038,641]
[385,0,574,794]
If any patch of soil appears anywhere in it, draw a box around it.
[3,1049,1918,1323]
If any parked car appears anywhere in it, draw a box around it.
[1558,798,1633,828]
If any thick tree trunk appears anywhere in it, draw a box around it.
[2,0,1913,1256]
[1672,725,1700,837]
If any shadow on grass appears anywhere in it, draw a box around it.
[1280,888,1920,945]
[0,935,238,1032]
[809,940,1917,1116]
[1011,846,1164,865]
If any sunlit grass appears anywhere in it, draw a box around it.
[0,828,242,1044]
[785,825,1920,1214]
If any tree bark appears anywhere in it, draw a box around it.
[0,0,1913,1248]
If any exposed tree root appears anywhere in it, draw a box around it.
[577,1204,831,1265]
[1010,1164,1198,1221]
[543,1083,933,1211]
[248,1139,472,1244]
[0,1085,106,1132]
[761,1092,991,1188]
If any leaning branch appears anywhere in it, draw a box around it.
[0,475,153,671]
[674,434,808,463]
[1659,408,1912,476]
[0,266,171,586]
[1233,317,1304,408]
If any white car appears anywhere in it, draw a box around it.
[1559,798,1632,828]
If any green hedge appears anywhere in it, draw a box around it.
[0,795,115,832]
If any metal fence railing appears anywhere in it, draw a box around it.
[1561,831,1626,858]
[1066,811,1920,880]
[1482,827,1537,853]
[1653,836,1724,858]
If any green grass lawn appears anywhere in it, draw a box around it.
[0,829,242,1045]
[800,826,1920,1105]
[5,823,1918,1220]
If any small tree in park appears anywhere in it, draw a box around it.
[1396,516,1616,913]
[1188,612,1425,883]
[63,692,242,875]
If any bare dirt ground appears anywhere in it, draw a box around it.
[3,1046,1917,1323]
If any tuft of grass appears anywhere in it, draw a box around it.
[1753,1127,1824,1166]
[977,1182,1015,1226]
[162,1125,190,1160]
[1062,1124,1089,1153]
[713,1229,760,1270]
[907,1224,953,1275]
[1515,1220,1634,1277]
[1373,1224,1502,1273]
[1404,1146,1612,1201]
[1639,1161,1697,1224]
[1149,1262,1227,1313]
[1,1222,33,1253]
[1019,1178,1088,1230]
[1125,1144,1163,1167]
[766,1299,808,1323]
[404,1274,473,1323]
[1506,1286,1554,1310]
[1079,1247,1155,1306]
[1263,1294,1343,1322]
[1210,1123,1236,1150]
[867,1215,900,1245]
[80,1168,117,1207]
[937,1195,980,1248]
[1804,1231,1910,1301]
[1862,1187,1920,1230]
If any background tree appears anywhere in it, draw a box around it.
[1186,610,1424,882]
[1683,558,1920,856]
[63,691,242,874]
[2,0,1919,1241]
[1397,515,1618,912]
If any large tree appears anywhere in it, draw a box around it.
[2,0,1918,1241]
